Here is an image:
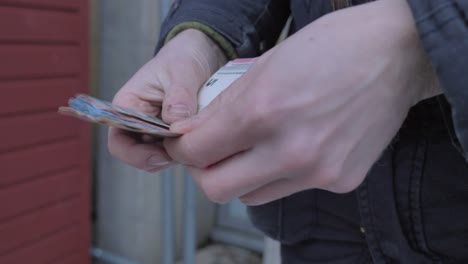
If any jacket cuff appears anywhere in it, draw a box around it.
[407,0,468,160]
[164,22,237,60]
[156,3,260,58]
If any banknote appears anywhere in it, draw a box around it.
[197,58,256,110]
[59,58,256,137]
[58,95,180,137]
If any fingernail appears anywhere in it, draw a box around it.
[147,162,172,173]
[147,155,171,167]
[168,104,191,118]
[151,161,171,166]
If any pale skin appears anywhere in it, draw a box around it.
[109,0,440,205]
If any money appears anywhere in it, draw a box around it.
[58,94,180,137]
[59,58,256,137]
[198,58,256,110]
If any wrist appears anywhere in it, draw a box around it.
[164,22,237,61]
[175,29,228,68]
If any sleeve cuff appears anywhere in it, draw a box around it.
[164,22,237,60]
[407,0,468,160]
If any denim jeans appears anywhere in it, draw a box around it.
[248,97,468,264]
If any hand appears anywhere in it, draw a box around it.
[108,29,227,172]
[164,0,434,204]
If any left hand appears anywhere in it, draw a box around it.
[107,29,227,172]
[164,0,437,205]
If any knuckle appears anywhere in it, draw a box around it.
[280,153,311,172]
[164,139,193,165]
[239,196,253,205]
[193,159,211,169]
[182,144,211,168]
[325,169,366,194]
[108,140,145,170]
[205,191,229,204]
[107,137,119,159]
[163,140,178,159]
[180,145,209,168]
[163,139,210,168]
[278,137,314,172]
[328,184,356,194]
[126,155,147,171]
[324,177,357,194]
[189,153,210,169]
[310,166,342,188]
[199,179,230,204]
[239,194,261,206]
[248,97,276,131]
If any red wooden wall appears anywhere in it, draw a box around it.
[0,0,90,263]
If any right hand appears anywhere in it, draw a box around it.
[108,29,227,172]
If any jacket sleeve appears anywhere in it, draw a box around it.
[407,0,468,160]
[156,0,290,58]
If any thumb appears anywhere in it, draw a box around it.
[168,81,228,134]
[162,84,198,124]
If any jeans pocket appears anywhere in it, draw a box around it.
[247,190,317,245]
[419,138,468,261]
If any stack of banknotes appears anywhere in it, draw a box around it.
[58,94,180,137]
[58,58,256,137]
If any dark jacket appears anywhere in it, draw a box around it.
[159,0,468,161]
[158,1,468,263]
[406,0,468,162]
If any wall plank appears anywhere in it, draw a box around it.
[0,1,90,263]
[0,170,79,220]
[0,199,79,254]
[0,113,80,152]
[0,0,79,11]
[0,228,79,264]
[0,45,80,79]
[0,6,80,43]
[0,140,81,186]
[0,78,80,115]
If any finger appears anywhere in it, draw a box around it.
[185,146,282,204]
[163,82,259,167]
[239,170,362,206]
[161,58,215,124]
[112,86,165,117]
[108,127,173,172]
[164,57,272,167]
[239,178,309,206]
[162,83,199,124]
[164,105,252,168]
[239,163,362,205]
